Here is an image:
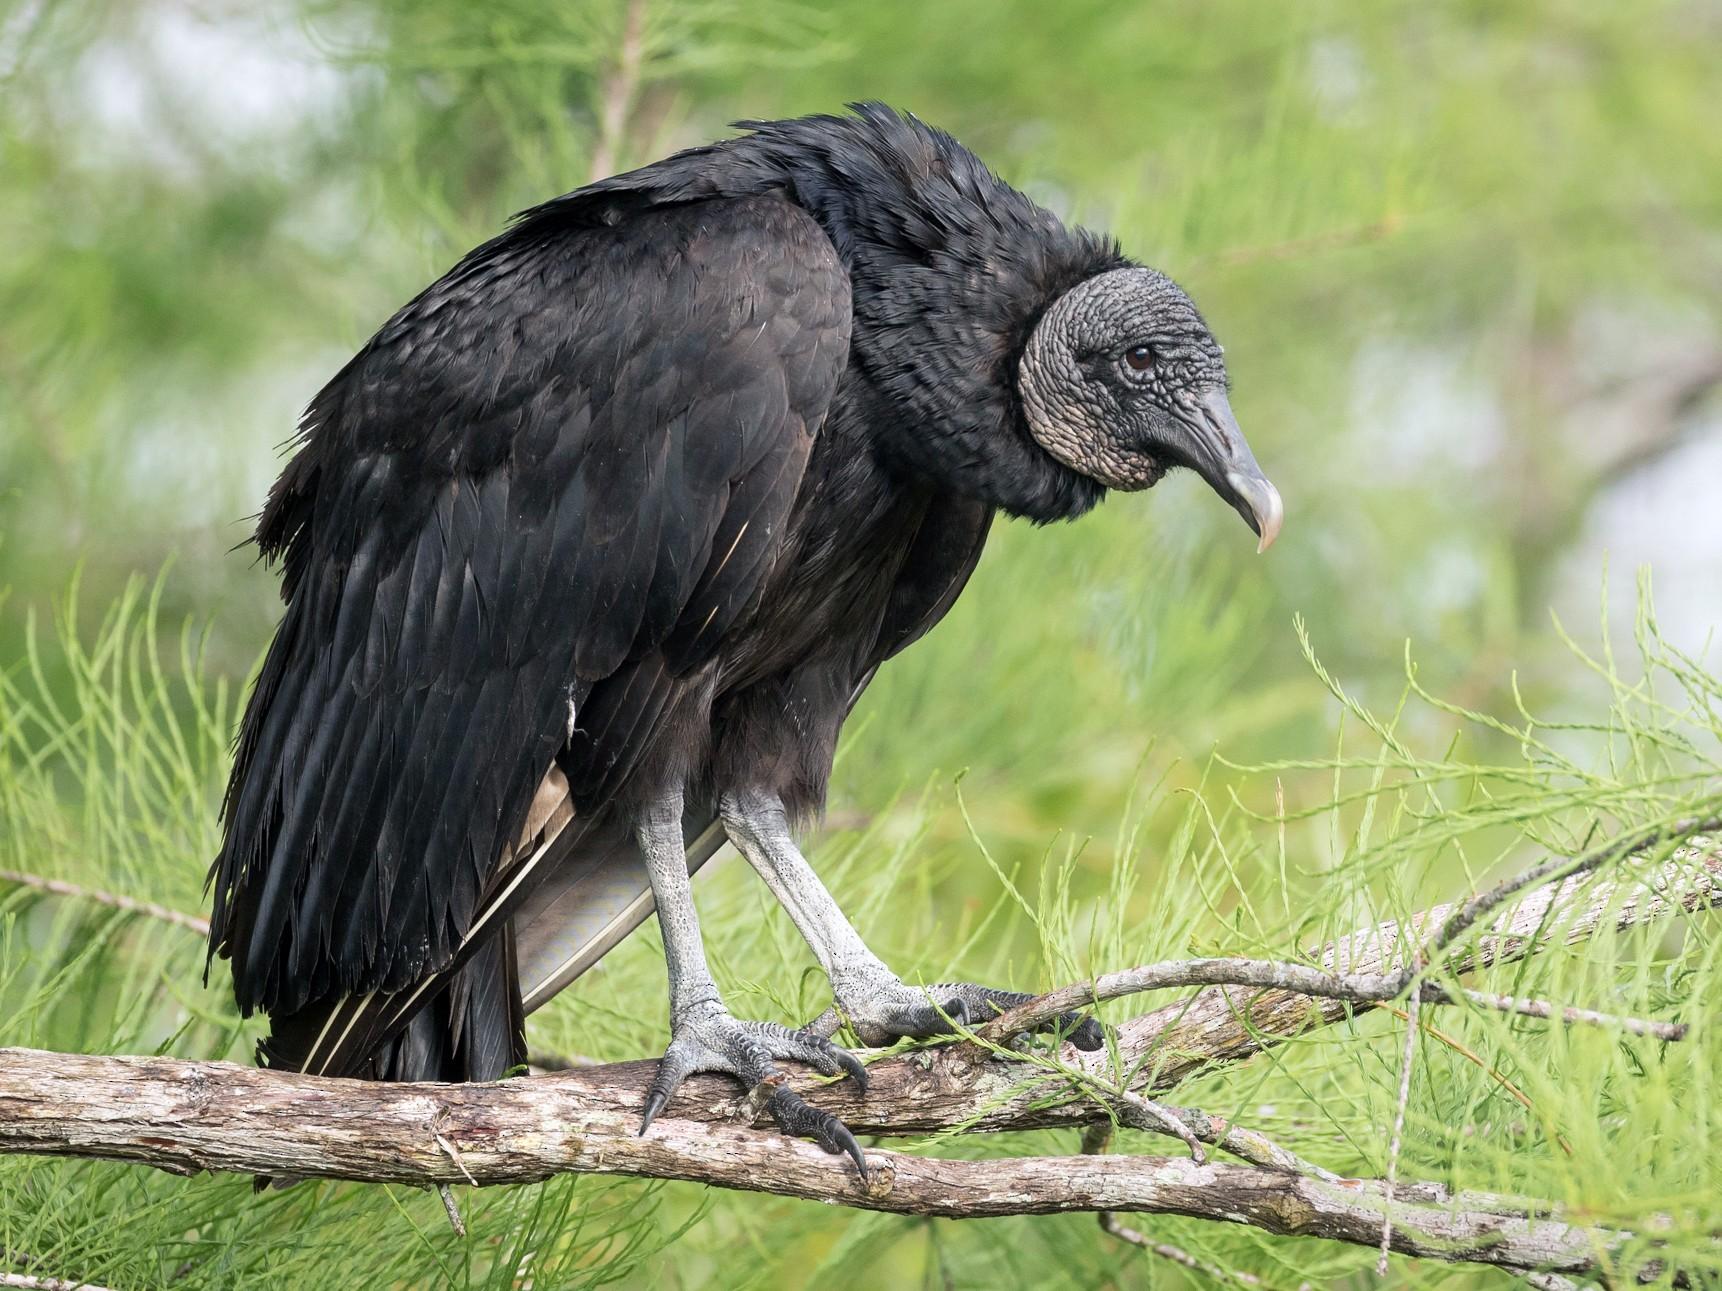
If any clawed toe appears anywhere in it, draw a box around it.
[761,1083,868,1177]
[839,979,1105,1051]
[1064,1012,1105,1050]
[638,1009,868,1176]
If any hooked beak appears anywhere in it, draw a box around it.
[1172,388,1284,553]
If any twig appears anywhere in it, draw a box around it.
[1079,1083,1340,1179]
[1421,816,1720,965]
[1107,832,1721,1105]
[1379,984,1421,1274]
[976,822,1721,1043]
[1099,1212,1292,1289]
[978,955,1681,1043]
[1152,1106,1341,1182]
[1,1274,115,1291]
[436,1183,466,1238]
[1458,988,1685,1039]
[586,0,647,183]
[0,870,210,937]
[1111,1088,1205,1163]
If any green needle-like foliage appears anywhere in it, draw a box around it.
[2,569,1718,1288]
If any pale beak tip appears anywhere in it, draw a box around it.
[1227,471,1284,554]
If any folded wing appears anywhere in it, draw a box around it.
[207,191,851,1078]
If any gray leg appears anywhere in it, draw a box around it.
[719,788,1103,1050]
[634,789,868,1173]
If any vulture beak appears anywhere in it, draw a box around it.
[1173,388,1284,553]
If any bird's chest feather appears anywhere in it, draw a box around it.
[716,431,926,690]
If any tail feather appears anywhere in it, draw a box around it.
[514,812,725,1013]
[259,928,525,1083]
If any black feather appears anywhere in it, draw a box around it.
[210,104,1122,1083]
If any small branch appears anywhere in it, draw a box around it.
[1147,1106,1340,1182]
[0,1049,1676,1281]
[1457,987,1685,1039]
[1379,985,1421,1274]
[586,0,647,183]
[1110,832,1720,1100]
[1100,1212,1295,1288]
[0,870,210,937]
[1421,816,1719,962]
[1,1274,115,1291]
[977,821,1720,1045]
[435,1183,465,1237]
[974,952,1681,1049]
[1110,1088,1206,1163]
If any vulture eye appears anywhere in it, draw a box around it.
[1123,345,1155,373]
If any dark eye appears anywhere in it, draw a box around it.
[1123,345,1155,373]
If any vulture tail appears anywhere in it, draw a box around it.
[258,799,727,1090]
[257,925,526,1083]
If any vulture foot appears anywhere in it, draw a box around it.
[640,1005,870,1176]
[831,980,1104,1051]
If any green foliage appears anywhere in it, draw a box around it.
[2,0,1719,1285]
[3,569,1719,1288]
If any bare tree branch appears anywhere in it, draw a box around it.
[0,1273,114,1291]
[0,833,1714,1282]
[0,1048,1684,1282]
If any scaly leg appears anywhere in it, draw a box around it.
[719,788,1103,1050]
[634,789,868,1172]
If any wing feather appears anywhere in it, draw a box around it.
[209,192,851,1064]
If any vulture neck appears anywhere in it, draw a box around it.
[761,118,1128,523]
[567,106,1130,522]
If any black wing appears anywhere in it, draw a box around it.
[209,193,851,1055]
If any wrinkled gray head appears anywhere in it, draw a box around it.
[1019,267,1283,549]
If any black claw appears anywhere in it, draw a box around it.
[1065,1013,1106,1051]
[639,1088,669,1135]
[828,1119,868,1179]
[764,1086,868,1179]
[834,1047,869,1092]
[943,996,970,1028]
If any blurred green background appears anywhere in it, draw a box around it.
[2,1,1721,1287]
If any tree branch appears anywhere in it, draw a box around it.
[1,1275,116,1291]
[976,816,1720,1043]
[1,833,1715,1282]
[0,1048,1678,1282]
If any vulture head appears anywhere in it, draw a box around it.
[1019,267,1283,551]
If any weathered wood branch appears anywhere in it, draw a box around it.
[0,1048,1676,1281]
[0,834,1714,1281]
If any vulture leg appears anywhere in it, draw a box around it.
[634,789,869,1174]
[719,788,1104,1051]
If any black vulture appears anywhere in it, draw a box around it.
[208,103,1281,1171]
